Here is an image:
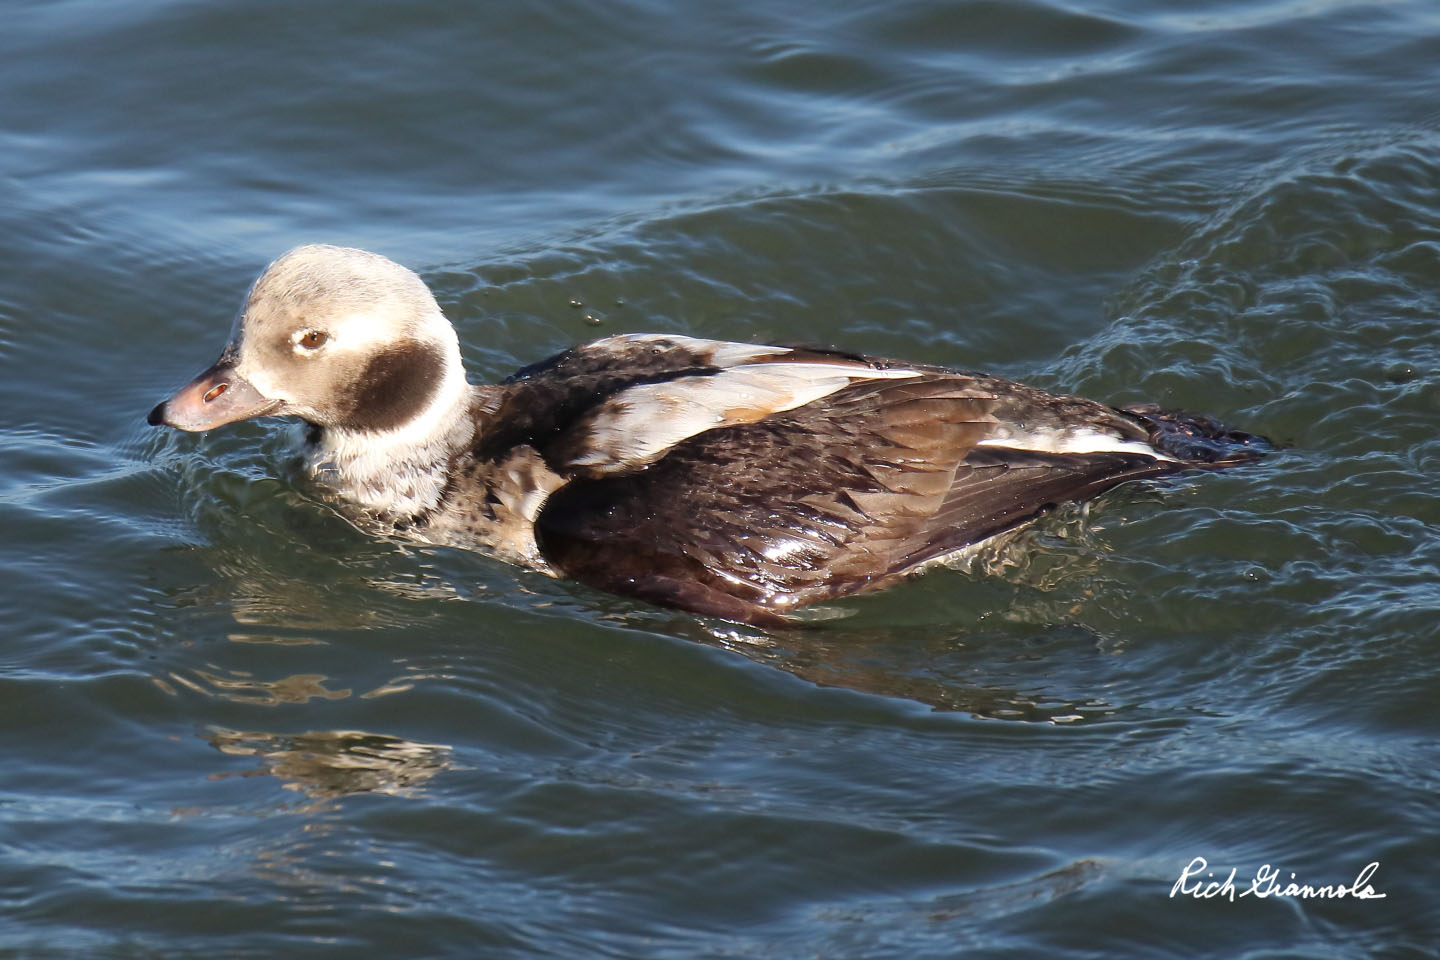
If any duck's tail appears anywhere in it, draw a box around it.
[1122,403,1272,467]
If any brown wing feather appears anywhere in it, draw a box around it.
[533,374,1189,624]
[534,376,986,617]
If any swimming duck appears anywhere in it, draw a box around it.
[149,244,1268,626]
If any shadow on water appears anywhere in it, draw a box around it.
[659,515,1148,722]
[696,622,1123,722]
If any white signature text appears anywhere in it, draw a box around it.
[1169,856,1386,901]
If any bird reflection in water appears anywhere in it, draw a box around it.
[163,669,351,705]
[207,728,452,801]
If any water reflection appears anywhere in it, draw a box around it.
[159,486,1139,726]
[703,621,1124,722]
[162,669,351,705]
[207,727,452,800]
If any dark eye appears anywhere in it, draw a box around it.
[297,330,329,350]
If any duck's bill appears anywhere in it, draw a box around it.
[147,364,282,432]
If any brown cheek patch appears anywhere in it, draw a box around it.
[336,340,445,432]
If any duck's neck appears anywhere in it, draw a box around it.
[304,366,492,525]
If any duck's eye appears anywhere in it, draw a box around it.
[296,330,329,350]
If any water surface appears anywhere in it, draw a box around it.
[1,0,1436,956]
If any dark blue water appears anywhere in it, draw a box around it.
[1,1,1436,956]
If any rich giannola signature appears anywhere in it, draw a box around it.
[1170,856,1386,901]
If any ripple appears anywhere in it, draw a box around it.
[3,0,1438,955]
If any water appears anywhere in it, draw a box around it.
[2,0,1436,956]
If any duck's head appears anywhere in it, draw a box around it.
[148,244,467,436]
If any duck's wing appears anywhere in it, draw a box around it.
[481,334,935,471]
[533,373,1183,626]
[462,335,975,571]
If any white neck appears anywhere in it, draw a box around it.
[305,361,476,522]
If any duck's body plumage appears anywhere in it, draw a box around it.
[150,245,1268,626]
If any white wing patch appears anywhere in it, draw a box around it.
[568,361,922,471]
[977,430,1174,460]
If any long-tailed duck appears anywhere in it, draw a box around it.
[149,244,1268,626]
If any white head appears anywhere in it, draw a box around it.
[149,245,469,438]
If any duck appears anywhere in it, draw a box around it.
[149,244,1269,627]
